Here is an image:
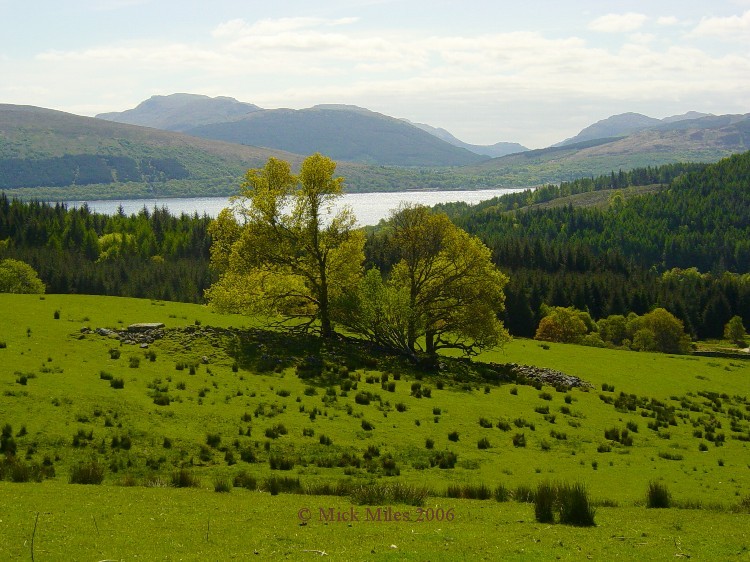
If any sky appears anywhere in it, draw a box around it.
[2,0,750,148]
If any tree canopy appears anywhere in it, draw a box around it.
[205,154,364,337]
[344,204,510,356]
[0,259,45,294]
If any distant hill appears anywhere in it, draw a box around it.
[181,105,487,167]
[96,93,261,132]
[0,104,489,199]
[467,113,750,185]
[99,97,487,167]
[404,120,528,158]
[557,111,713,146]
[0,104,300,199]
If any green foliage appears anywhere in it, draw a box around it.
[346,204,510,356]
[206,155,364,338]
[724,315,746,346]
[0,259,45,294]
[646,481,671,508]
[69,461,105,485]
[535,306,589,344]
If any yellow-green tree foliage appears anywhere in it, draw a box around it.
[534,306,589,344]
[724,315,746,346]
[205,154,364,337]
[627,308,691,354]
[343,204,510,356]
[0,259,45,294]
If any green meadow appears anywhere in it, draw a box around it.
[1,294,748,559]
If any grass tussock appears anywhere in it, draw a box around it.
[350,481,429,506]
[646,481,671,508]
[69,461,105,485]
[533,481,596,526]
[171,469,200,488]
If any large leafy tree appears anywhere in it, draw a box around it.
[205,154,364,337]
[346,204,510,356]
[0,259,45,294]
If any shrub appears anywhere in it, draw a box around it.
[448,431,459,442]
[110,378,124,389]
[108,348,121,360]
[647,481,671,508]
[99,370,113,380]
[512,433,526,448]
[479,417,493,428]
[69,461,105,485]
[497,420,511,431]
[477,437,491,449]
[171,469,200,488]
[128,356,140,368]
[152,393,170,406]
[361,420,375,431]
[206,433,221,448]
[425,438,435,449]
[395,402,407,412]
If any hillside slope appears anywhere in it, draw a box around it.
[465,114,750,184]
[0,104,300,199]
[184,105,487,167]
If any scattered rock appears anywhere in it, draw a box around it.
[127,323,165,332]
[492,362,592,389]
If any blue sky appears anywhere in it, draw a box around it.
[2,0,749,147]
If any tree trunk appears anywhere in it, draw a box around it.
[425,329,436,355]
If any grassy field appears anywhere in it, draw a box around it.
[0,294,748,559]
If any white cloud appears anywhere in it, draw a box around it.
[657,16,679,26]
[691,10,750,39]
[9,12,750,147]
[589,12,648,33]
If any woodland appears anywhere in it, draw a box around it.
[1,151,750,343]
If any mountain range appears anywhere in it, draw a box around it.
[555,111,712,146]
[0,93,748,199]
[97,95,488,167]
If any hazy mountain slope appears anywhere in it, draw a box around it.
[405,120,528,157]
[96,94,261,132]
[464,114,750,184]
[0,104,299,198]
[557,112,661,146]
[183,106,487,166]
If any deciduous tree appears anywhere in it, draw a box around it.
[345,204,509,356]
[0,259,45,294]
[724,315,746,347]
[205,154,364,338]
